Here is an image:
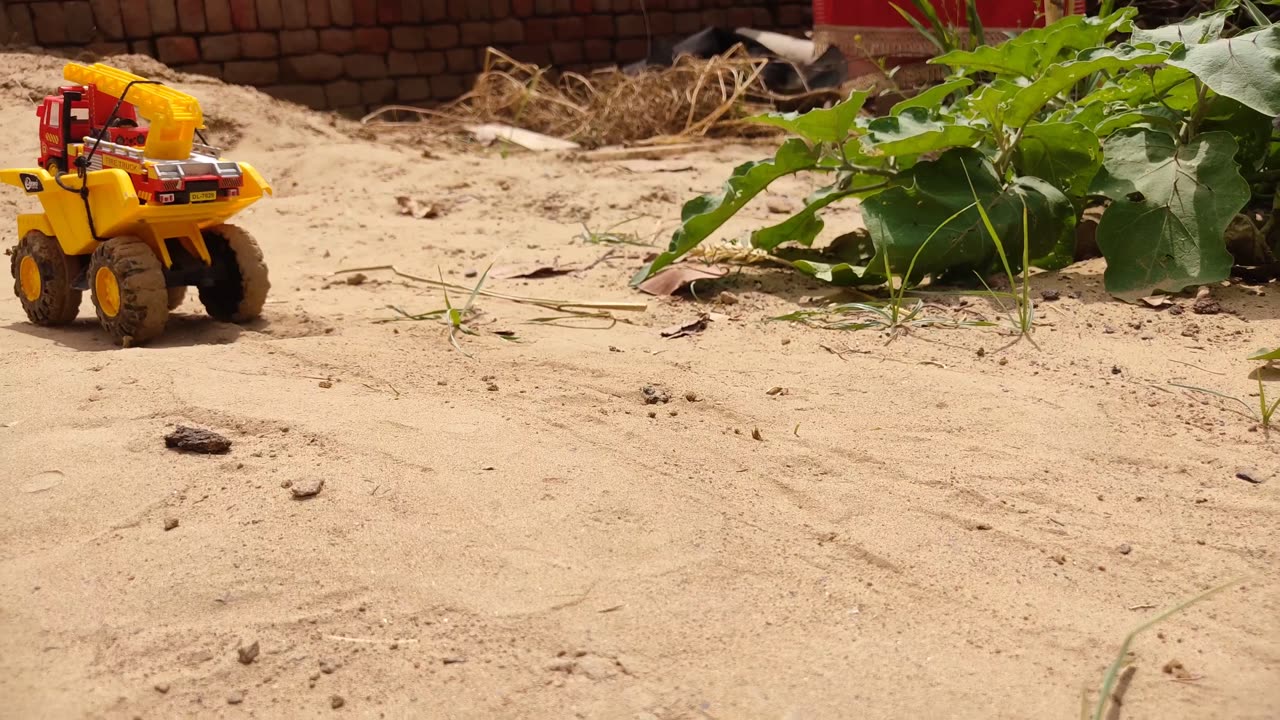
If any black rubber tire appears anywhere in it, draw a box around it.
[45,158,62,176]
[88,237,169,346]
[199,224,269,322]
[167,287,186,311]
[10,230,82,326]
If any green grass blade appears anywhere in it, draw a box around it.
[1242,0,1273,26]
[1091,579,1239,720]
[1169,383,1261,420]
[966,0,984,47]
[906,0,952,48]
[891,3,946,52]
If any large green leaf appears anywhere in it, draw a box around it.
[1012,122,1103,196]
[1168,26,1280,116]
[890,78,974,116]
[933,9,1137,78]
[1003,45,1172,128]
[750,91,869,143]
[1091,130,1248,301]
[866,107,985,156]
[1132,10,1228,45]
[861,148,1074,282]
[631,139,820,283]
[1076,66,1197,111]
[1093,103,1184,136]
[1251,347,1280,361]
[749,174,885,251]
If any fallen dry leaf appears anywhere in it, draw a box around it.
[396,195,447,219]
[1140,295,1173,308]
[492,265,575,280]
[637,265,728,297]
[660,314,711,339]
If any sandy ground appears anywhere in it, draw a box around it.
[1,52,1278,720]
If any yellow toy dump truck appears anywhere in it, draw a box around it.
[3,62,272,346]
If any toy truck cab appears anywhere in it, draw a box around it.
[36,85,141,175]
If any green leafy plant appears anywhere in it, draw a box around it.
[1172,348,1280,434]
[633,4,1280,304]
[891,0,986,54]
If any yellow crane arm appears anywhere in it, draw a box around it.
[63,62,204,161]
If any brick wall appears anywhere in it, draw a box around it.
[1,1,812,115]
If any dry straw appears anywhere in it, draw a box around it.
[362,46,796,147]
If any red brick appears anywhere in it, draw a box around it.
[224,60,279,85]
[778,5,808,26]
[200,35,241,61]
[256,0,283,29]
[240,32,278,58]
[361,78,395,104]
[492,17,522,43]
[268,84,327,108]
[284,53,345,81]
[319,28,355,53]
[330,0,354,26]
[616,13,646,37]
[325,80,361,106]
[525,18,553,43]
[402,0,423,22]
[554,16,584,40]
[182,62,221,78]
[30,2,67,44]
[426,24,458,49]
[376,0,401,23]
[649,11,673,35]
[507,44,549,65]
[307,0,331,25]
[550,41,582,65]
[423,0,446,20]
[283,0,309,27]
[466,1,490,19]
[572,0,590,11]
[672,11,700,34]
[700,9,727,26]
[511,0,533,16]
[447,0,466,19]
[147,0,177,33]
[5,5,35,44]
[129,38,154,55]
[584,14,612,38]
[584,39,610,61]
[174,0,205,32]
[416,50,445,73]
[391,26,426,50]
[445,47,475,72]
[352,0,377,25]
[616,38,647,62]
[490,0,510,17]
[280,29,319,54]
[460,22,491,46]
[388,50,417,76]
[397,77,432,102]
[155,35,199,64]
[118,0,151,38]
[534,0,554,14]
[87,41,130,57]
[205,0,232,32]
[431,73,467,100]
[64,0,96,42]
[344,53,388,79]
[89,0,126,39]
[726,8,754,28]
[751,8,772,27]
[353,27,389,52]
[229,0,257,30]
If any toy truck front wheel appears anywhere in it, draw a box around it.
[10,229,82,326]
[88,237,170,346]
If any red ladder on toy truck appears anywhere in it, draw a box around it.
[35,63,244,208]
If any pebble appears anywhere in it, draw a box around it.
[717,291,740,305]
[766,197,794,214]
[163,518,179,531]
[227,690,244,705]
[1236,468,1265,484]
[1192,297,1222,315]
[1039,289,1061,301]
[164,426,232,454]
[320,659,338,674]
[345,273,367,286]
[153,682,170,694]
[641,385,671,405]
[975,523,993,530]
[1118,544,1132,555]
[291,479,325,499]
[330,695,345,709]
[319,381,333,389]
[238,640,260,665]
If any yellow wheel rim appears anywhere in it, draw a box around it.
[19,256,42,302]
[95,266,122,318]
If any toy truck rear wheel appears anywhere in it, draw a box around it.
[88,237,169,346]
[10,230,82,326]
[198,224,269,323]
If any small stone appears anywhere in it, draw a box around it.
[442,656,466,665]
[717,291,740,305]
[227,690,244,705]
[464,269,478,278]
[345,273,367,286]
[1192,297,1222,315]
[319,659,338,674]
[647,411,657,419]
[486,383,499,392]
[1039,289,1061,301]
[975,523,993,530]
[1051,554,1066,565]
[684,391,699,402]
[330,695,345,709]
[280,479,293,488]
[1118,543,1132,555]
[751,428,763,441]
[153,682,170,694]
[319,381,333,389]
[238,640,260,665]
[1236,468,1265,484]
[641,385,671,405]
[766,197,794,214]
[1111,366,1122,375]
[163,518,179,531]
[165,426,232,454]
[291,479,325,499]
[998,358,1008,366]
